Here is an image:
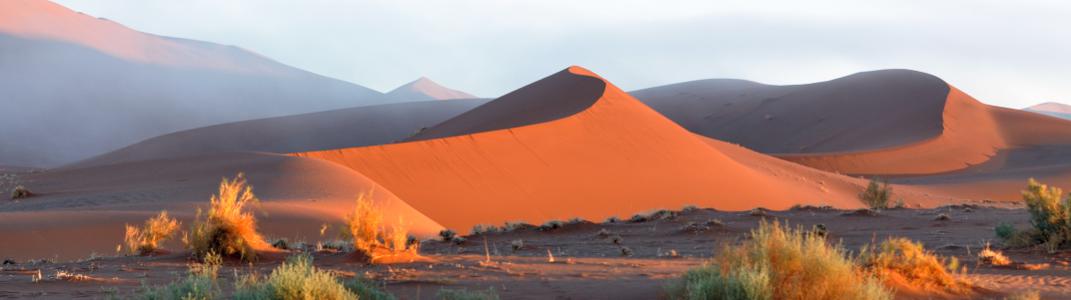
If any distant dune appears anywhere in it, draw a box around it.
[293,67,957,232]
[634,69,1071,176]
[0,152,441,260]
[1024,102,1071,120]
[0,0,391,167]
[385,77,477,101]
[73,99,489,168]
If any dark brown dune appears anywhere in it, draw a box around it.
[634,70,1071,178]
[0,152,441,261]
[72,99,488,168]
[632,69,950,154]
[294,66,963,232]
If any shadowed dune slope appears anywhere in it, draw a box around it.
[292,66,944,232]
[635,70,1071,176]
[73,99,489,168]
[632,69,950,154]
[0,0,387,167]
[0,152,441,260]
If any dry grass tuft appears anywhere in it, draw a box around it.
[978,243,1012,266]
[861,237,972,295]
[187,173,268,261]
[10,185,32,199]
[124,210,180,255]
[346,193,419,263]
[667,220,891,300]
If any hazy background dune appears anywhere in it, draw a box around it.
[0,0,394,167]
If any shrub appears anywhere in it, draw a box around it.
[438,229,456,242]
[667,220,891,300]
[1022,178,1071,250]
[187,173,268,261]
[859,179,892,210]
[995,223,1016,241]
[346,194,417,261]
[538,220,563,231]
[10,185,32,199]
[234,254,368,300]
[436,287,499,300]
[125,211,180,255]
[860,237,971,294]
[138,252,221,300]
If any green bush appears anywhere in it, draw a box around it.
[1022,178,1071,250]
[234,254,362,300]
[859,179,892,210]
[138,252,221,300]
[995,223,1016,241]
[666,220,891,300]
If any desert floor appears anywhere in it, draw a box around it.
[2,205,1068,299]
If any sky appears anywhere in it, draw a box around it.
[53,0,1071,108]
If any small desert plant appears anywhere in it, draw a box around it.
[187,173,268,262]
[138,252,221,300]
[538,220,564,231]
[681,205,699,213]
[501,221,530,232]
[860,237,971,294]
[470,224,499,235]
[1021,178,1071,250]
[666,220,892,300]
[977,243,1012,266]
[510,239,524,251]
[859,178,892,210]
[439,229,456,242]
[270,238,290,250]
[346,194,418,261]
[10,185,31,199]
[1005,290,1041,300]
[619,246,633,256]
[436,287,500,300]
[124,210,180,255]
[605,216,620,223]
[934,213,951,221]
[233,253,368,300]
[995,223,1016,241]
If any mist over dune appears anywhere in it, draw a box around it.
[0,0,391,167]
[74,99,490,168]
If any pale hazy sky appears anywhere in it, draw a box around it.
[53,0,1070,108]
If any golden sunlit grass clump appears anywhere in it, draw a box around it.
[861,237,973,295]
[667,220,891,300]
[187,173,269,261]
[346,193,420,263]
[124,210,180,255]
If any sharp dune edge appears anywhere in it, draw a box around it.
[293,66,957,231]
[0,152,441,260]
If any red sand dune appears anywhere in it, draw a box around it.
[0,152,441,261]
[293,67,955,232]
